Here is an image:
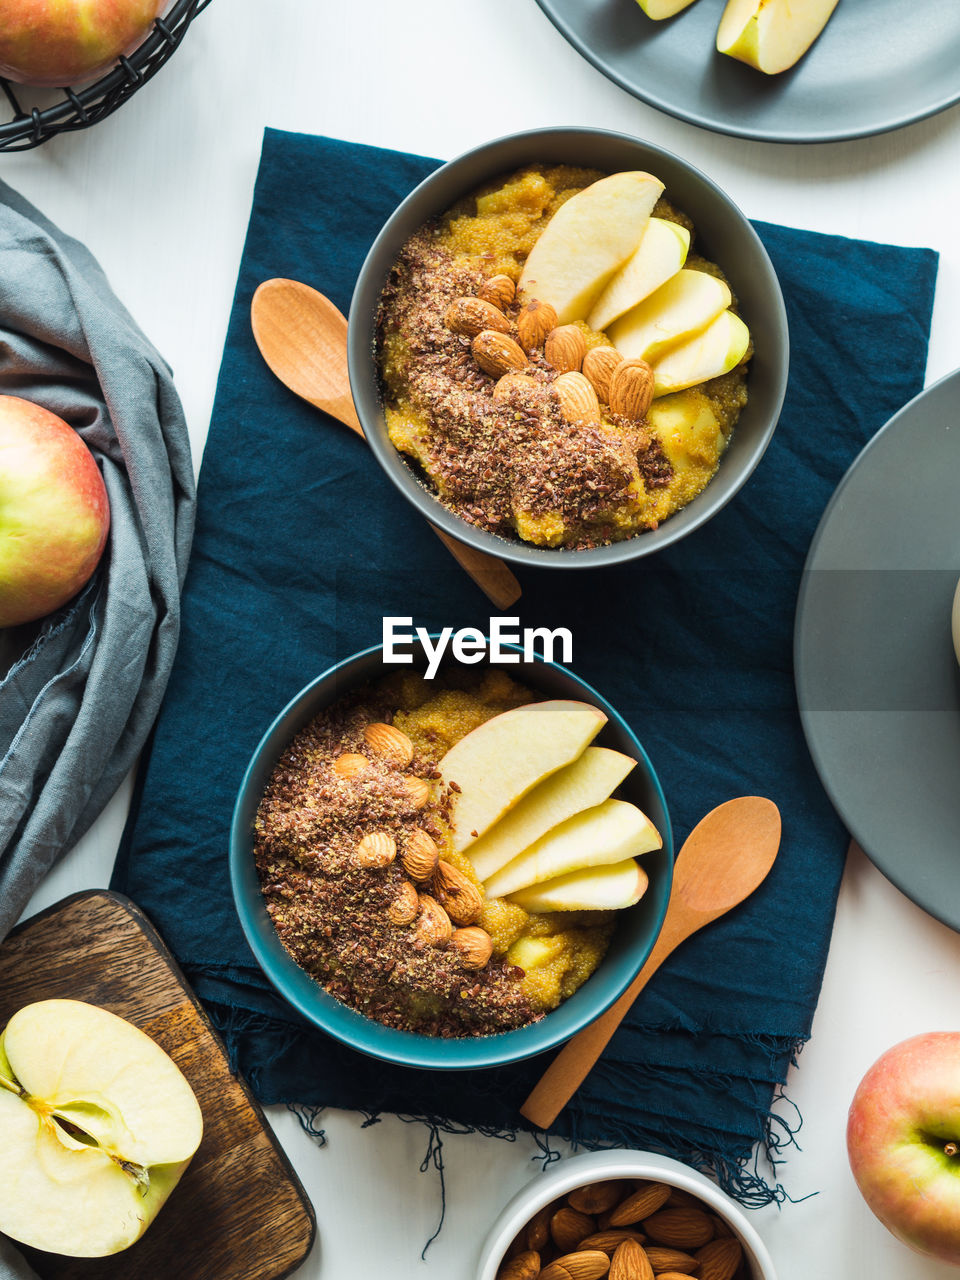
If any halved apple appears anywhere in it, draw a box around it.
[466,746,637,882]
[587,218,691,332]
[0,999,203,1257]
[518,171,664,324]
[508,858,649,912]
[638,0,702,19]
[651,309,750,396]
[608,269,732,363]
[717,0,840,75]
[484,798,662,898]
[440,700,607,853]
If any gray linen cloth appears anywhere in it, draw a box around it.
[0,179,195,1276]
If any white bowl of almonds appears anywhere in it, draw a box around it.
[477,1149,777,1280]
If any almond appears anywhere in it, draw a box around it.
[354,831,397,868]
[333,752,368,779]
[503,1234,528,1264]
[541,1251,610,1280]
[695,1237,743,1280]
[551,1207,595,1253]
[413,894,451,947]
[553,372,600,425]
[498,1250,541,1280]
[608,1239,653,1280]
[641,1209,713,1249]
[450,925,493,969]
[606,1183,671,1227]
[445,296,512,338]
[568,1182,628,1216]
[526,1205,554,1252]
[402,828,439,880]
[663,1189,701,1211]
[473,330,528,378]
[517,298,559,352]
[708,1214,734,1238]
[582,347,624,402]
[545,325,587,373]
[435,860,484,925]
[655,1273,703,1280]
[363,722,414,767]
[479,274,517,311]
[578,1231,645,1255]
[387,881,420,925]
[494,370,539,402]
[641,1247,697,1274]
[608,358,655,421]
[403,776,432,809]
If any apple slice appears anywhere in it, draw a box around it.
[484,798,662,898]
[637,0,702,19]
[717,0,840,75]
[466,746,637,882]
[648,389,724,473]
[508,858,649,912]
[518,171,665,324]
[651,309,750,396]
[608,269,732,363]
[441,700,607,853]
[506,934,566,974]
[0,999,203,1257]
[587,218,691,332]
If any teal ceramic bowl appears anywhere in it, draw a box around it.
[230,641,673,1070]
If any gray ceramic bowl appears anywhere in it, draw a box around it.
[230,639,673,1071]
[348,126,789,570]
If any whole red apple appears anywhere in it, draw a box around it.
[848,1032,960,1264]
[0,0,164,87]
[0,396,110,628]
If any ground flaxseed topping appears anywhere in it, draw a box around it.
[254,686,539,1036]
[377,230,670,550]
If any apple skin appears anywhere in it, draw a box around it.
[847,1032,960,1264]
[0,0,164,87]
[0,395,110,629]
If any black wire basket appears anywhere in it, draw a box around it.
[0,0,213,152]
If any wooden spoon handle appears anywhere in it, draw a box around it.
[332,399,521,608]
[519,911,697,1130]
[429,529,522,609]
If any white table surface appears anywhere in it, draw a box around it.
[8,2,960,1277]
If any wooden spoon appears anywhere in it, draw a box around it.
[250,278,522,609]
[519,795,782,1130]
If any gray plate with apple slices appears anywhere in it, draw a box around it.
[794,369,960,929]
[534,0,960,143]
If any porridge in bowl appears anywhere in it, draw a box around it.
[254,669,663,1037]
[376,165,751,551]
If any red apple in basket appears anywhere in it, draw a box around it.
[0,0,165,87]
[847,1032,960,1264]
[0,395,110,628]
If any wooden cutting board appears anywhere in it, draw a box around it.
[0,890,316,1280]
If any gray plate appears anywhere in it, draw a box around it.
[536,0,960,144]
[795,370,960,929]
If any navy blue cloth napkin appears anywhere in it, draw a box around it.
[113,129,937,1202]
